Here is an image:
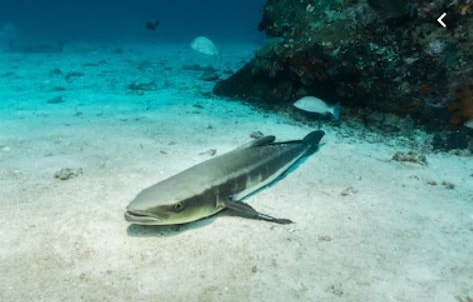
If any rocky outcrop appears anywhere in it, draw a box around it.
[214,0,473,131]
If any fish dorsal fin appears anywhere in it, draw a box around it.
[238,135,276,149]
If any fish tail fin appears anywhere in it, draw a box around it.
[332,102,341,120]
[303,130,325,146]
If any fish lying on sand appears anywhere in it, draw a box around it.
[125,130,325,225]
[293,96,340,119]
[190,36,219,56]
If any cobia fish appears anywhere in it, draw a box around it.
[125,130,325,225]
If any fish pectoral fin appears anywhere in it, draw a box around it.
[223,200,293,224]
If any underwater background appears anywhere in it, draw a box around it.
[1,1,473,301]
[0,0,265,42]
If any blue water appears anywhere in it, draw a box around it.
[0,0,265,42]
[2,1,473,301]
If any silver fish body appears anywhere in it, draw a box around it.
[293,96,340,120]
[125,130,324,225]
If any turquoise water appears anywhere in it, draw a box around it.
[1,1,473,302]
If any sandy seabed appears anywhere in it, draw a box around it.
[0,42,472,302]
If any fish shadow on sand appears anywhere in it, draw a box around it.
[125,209,266,237]
[126,217,216,237]
[295,111,341,127]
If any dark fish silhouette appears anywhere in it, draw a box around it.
[145,19,159,31]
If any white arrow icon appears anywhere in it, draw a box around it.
[437,12,447,28]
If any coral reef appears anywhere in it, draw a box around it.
[213,0,473,133]
[447,83,473,128]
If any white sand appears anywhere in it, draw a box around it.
[1,42,472,302]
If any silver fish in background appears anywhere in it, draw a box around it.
[293,96,340,120]
[125,130,325,225]
[190,36,219,56]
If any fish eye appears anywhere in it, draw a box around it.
[174,202,183,211]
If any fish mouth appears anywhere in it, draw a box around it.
[124,210,163,225]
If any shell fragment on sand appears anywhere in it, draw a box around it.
[190,36,219,56]
[293,96,340,119]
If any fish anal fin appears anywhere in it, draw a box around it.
[223,200,293,224]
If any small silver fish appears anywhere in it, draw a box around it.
[190,36,219,56]
[293,96,340,119]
